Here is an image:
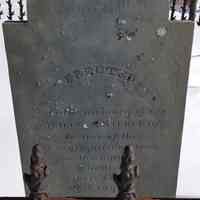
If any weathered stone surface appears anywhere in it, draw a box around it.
[3,0,194,197]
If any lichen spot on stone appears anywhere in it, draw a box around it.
[156,27,167,37]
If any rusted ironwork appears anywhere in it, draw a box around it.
[18,0,25,21]
[197,6,200,25]
[189,0,197,21]
[24,144,48,200]
[181,0,187,20]
[0,3,3,19]
[170,0,177,20]
[169,0,199,22]
[6,0,14,20]
[113,146,139,200]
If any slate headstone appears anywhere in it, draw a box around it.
[3,0,194,197]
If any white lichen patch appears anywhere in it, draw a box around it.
[117,18,127,25]
[126,35,132,41]
[120,19,127,24]
[156,27,167,37]
[106,92,114,98]
[83,124,89,129]
[57,79,63,84]
[100,122,105,127]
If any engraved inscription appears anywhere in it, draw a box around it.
[69,0,131,15]
[33,64,167,195]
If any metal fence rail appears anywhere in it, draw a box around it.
[0,0,27,23]
[169,0,199,22]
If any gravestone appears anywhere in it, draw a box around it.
[3,0,194,198]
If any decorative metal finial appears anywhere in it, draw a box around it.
[0,4,3,20]
[18,0,26,21]
[6,0,14,20]
[113,145,139,200]
[181,0,187,20]
[189,0,197,21]
[24,144,48,200]
[170,0,177,21]
[197,5,200,25]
